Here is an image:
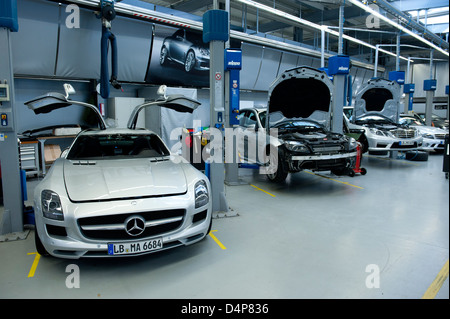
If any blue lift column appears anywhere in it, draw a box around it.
[328,55,350,133]
[203,9,229,215]
[424,79,437,126]
[389,71,405,121]
[0,0,24,235]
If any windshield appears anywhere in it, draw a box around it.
[355,114,394,125]
[67,134,170,160]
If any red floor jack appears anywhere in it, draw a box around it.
[352,142,367,176]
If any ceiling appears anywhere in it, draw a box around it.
[136,0,449,65]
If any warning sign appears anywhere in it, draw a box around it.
[215,72,222,81]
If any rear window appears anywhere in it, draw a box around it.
[67,134,170,160]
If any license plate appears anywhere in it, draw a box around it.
[399,140,414,146]
[108,238,163,256]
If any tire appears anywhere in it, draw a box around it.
[405,150,429,161]
[358,134,369,153]
[160,46,168,65]
[360,168,367,175]
[184,50,196,73]
[266,147,288,183]
[34,229,49,257]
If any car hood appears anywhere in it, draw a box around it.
[353,78,401,123]
[414,125,448,136]
[267,67,333,128]
[63,158,187,202]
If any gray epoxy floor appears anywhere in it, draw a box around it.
[0,153,448,299]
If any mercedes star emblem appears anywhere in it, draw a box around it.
[125,215,146,236]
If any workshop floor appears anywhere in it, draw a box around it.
[0,153,448,299]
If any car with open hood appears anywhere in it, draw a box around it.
[237,67,358,182]
[347,78,423,154]
[26,85,212,259]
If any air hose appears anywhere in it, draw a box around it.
[99,0,122,99]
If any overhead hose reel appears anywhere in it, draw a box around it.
[99,0,122,99]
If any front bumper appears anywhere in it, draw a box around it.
[420,138,446,152]
[367,135,423,152]
[291,151,358,161]
[289,151,357,171]
[35,194,211,259]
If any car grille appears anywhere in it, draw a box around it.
[311,145,343,154]
[78,209,185,241]
[435,134,447,139]
[390,129,416,138]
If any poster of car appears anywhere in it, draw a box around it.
[145,24,241,88]
[145,25,210,87]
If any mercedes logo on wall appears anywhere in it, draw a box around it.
[124,215,146,236]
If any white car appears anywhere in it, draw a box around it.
[399,114,448,153]
[348,78,422,154]
[26,86,212,259]
[237,66,358,181]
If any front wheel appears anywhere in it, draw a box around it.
[160,46,168,65]
[266,147,288,183]
[34,229,49,257]
[184,50,196,73]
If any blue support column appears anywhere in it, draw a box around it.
[0,0,24,235]
[328,55,350,133]
[203,9,230,215]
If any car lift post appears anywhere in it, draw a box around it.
[203,8,230,216]
[424,50,436,126]
[329,4,347,134]
[0,0,24,236]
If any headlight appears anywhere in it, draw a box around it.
[195,180,209,208]
[199,47,209,56]
[41,190,64,220]
[284,141,309,153]
[369,128,384,136]
[421,133,434,139]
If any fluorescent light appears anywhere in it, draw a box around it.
[347,0,449,57]
[237,0,409,61]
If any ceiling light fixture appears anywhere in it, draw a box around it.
[236,0,410,61]
[347,0,449,57]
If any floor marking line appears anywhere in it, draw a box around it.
[27,252,41,278]
[209,230,227,250]
[303,171,364,189]
[422,259,449,299]
[250,184,276,197]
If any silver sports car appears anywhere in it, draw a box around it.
[26,86,212,259]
